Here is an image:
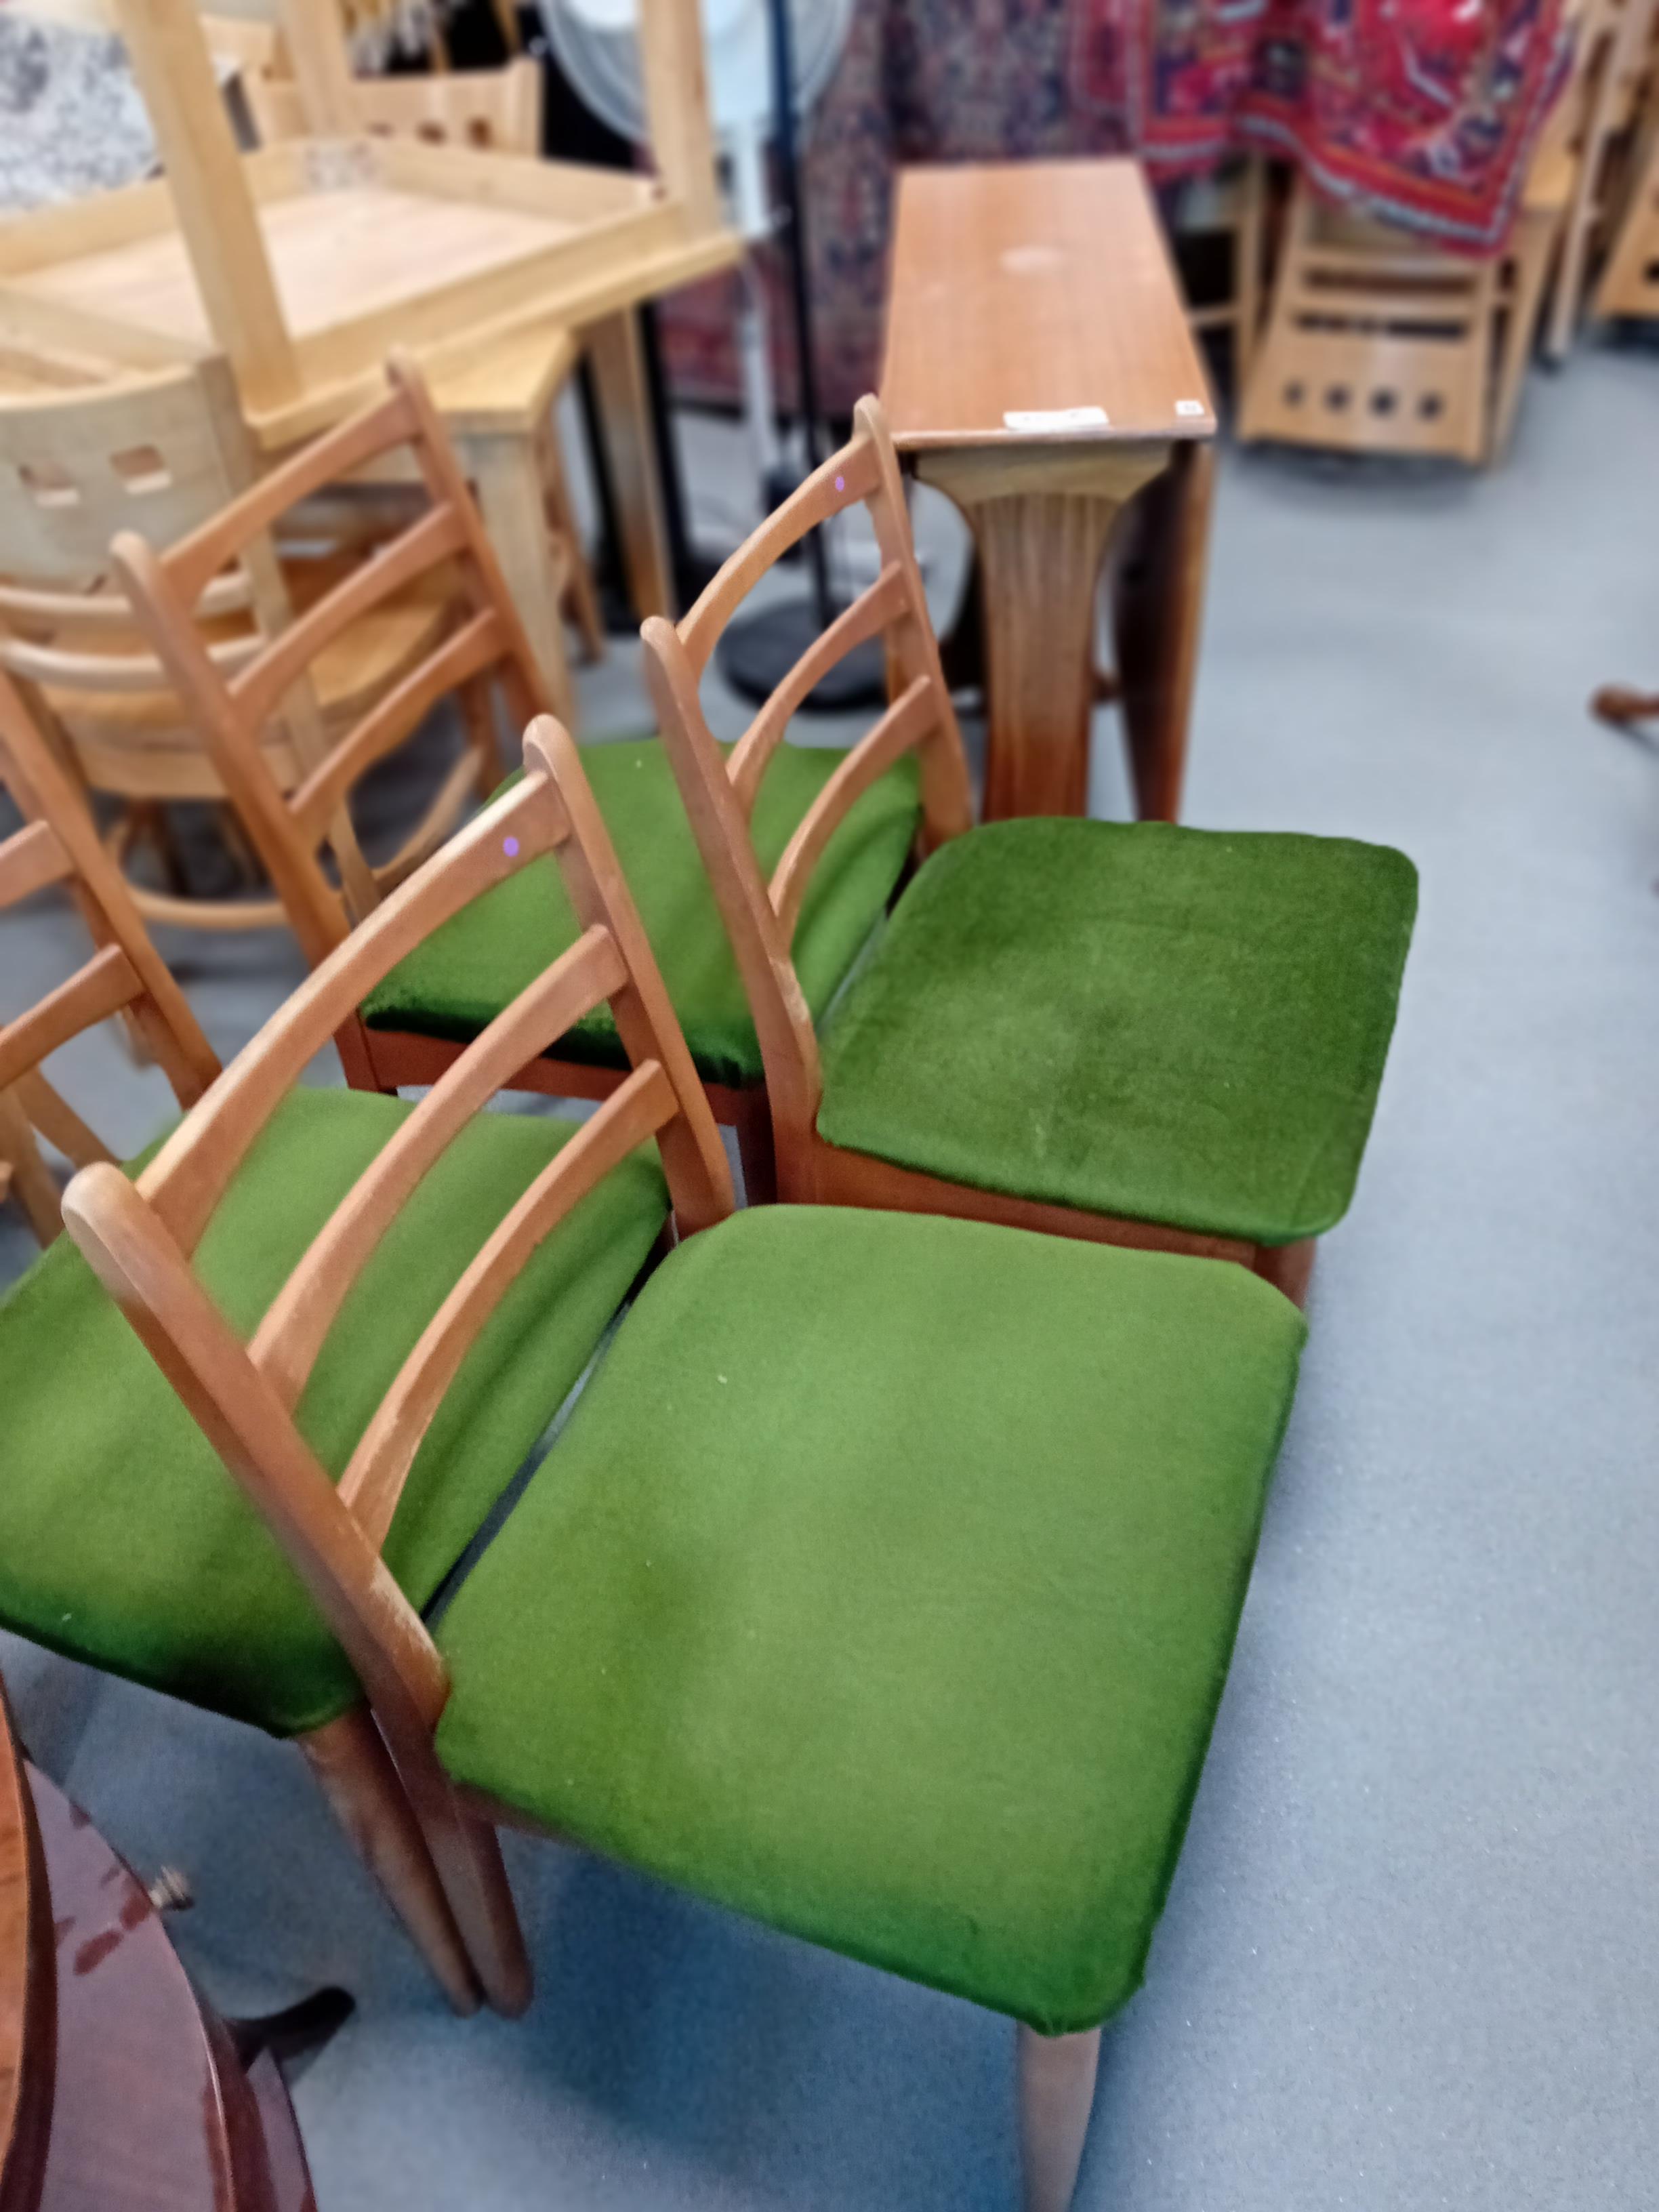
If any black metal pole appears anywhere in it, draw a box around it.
[766,0,832,626]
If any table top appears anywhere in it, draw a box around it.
[881,159,1216,449]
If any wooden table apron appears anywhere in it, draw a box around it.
[882,159,1218,823]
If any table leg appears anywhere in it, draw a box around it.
[584,308,674,622]
[1111,439,1216,823]
[462,431,580,729]
[921,443,1170,821]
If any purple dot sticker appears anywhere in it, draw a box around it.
[835,474,845,492]
[503,836,520,859]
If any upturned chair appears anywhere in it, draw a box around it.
[642,397,1417,1301]
[115,355,923,1193]
[0,668,220,1246]
[0,358,491,931]
[0,707,722,2012]
[62,712,1311,2212]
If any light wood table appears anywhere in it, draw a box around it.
[882,159,1217,821]
[0,0,743,697]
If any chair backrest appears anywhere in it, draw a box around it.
[110,352,556,970]
[0,668,221,1242]
[60,717,731,1752]
[243,59,543,156]
[640,393,974,1167]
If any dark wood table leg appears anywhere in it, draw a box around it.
[1111,438,1216,823]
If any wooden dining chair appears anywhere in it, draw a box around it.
[61,711,1310,2212]
[0,710,718,2013]
[641,396,1418,1302]
[114,354,924,1195]
[0,358,493,931]
[0,668,220,1246]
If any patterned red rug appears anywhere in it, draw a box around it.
[1073,0,1572,251]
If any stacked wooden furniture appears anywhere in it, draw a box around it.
[0,354,507,930]
[1544,0,1659,352]
[0,1669,318,2211]
[1592,6,1659,319]
[237,49,607,674]
[0,0,740,693]
[1171,157,1270,392]
[1240,0,1610,464]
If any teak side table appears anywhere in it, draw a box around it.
[882,159,1218,822]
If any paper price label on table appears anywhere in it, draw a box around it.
[1002,407,1110,434]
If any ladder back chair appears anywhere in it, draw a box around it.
[117,356,927,1196]
[644,396,1419,1301]
[0,718,722,2013]
[0,670,220,1245]
[0,359,486,930]
[62,715,1313,2212]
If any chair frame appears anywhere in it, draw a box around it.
[641,396,1315,1302]
[61,715,1105,2212]
[112,353,780,1191]
[0,354,493,932]
[59,716,731,2020]
[0,667,220,1245]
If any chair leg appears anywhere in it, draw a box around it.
[296,1707,481,2016]
[1017,2024,1101,2212]
[731,1090,777,1207]
[415,1796,533,2020]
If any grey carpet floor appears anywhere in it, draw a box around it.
[2,342,1657,2210]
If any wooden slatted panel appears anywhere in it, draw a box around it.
[769,676,940,939]
[0,943,140,1091]
[338,1058,678,1547]
[290,609,506,841]
[727,564,907,817]
[250,925,628,1408]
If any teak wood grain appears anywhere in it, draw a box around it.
[881,159,1216,821]
[642,396,1313,1305]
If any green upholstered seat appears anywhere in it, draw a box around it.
[362,737,920,1091]
[434,1204,1307,2034]
[815,820,1418,1246]
[0,1088,668,1739]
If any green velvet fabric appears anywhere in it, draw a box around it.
[434,1204,1307,2033]
[361,737,920,1091]
[0,1089,668,1739]
[816,820,1418,1246]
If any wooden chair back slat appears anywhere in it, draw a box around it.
[0,945,140,1095]
[0,569,252,634]
[0,820,73,910]
[111,356,554,957]
[768,676,940,941]
[728,562,907,818]
[0,631,260,698]
[642,395,974,1156]
[244,60,544,158]
[0,673,220,1219]
[157,388,425,612]
[678,440,885,677]
[249,923,630,1411]
[290,609,506,843]
[337,1057,679,1550]
[228,504,469,731]
[141,773,571,1256]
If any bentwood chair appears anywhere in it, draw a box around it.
[0,669,220,1246]
[0,358,485,931]
[63,714,1309,2212]
[642,396,1418,1302]
[0,707,721,2012]
[115,355,921,1195]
